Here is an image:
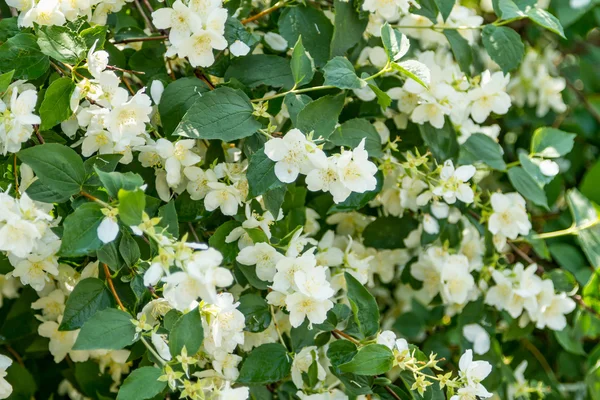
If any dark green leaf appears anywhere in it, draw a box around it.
[225,54,294,89]
[290,36,315,87]
[507,167,548,208]
[345,272,379,338]
[36,25,86,64]
[39,77,75,130]
[238,293,271,333]
[363,216,419,249]
[238,343,292,384]
[175,87,261,141]
[59,202,105,257]
[459,133,506,170]
[159,77,210,136]
[0,33,49,79]
[482,25,524,73]
[169,308,204,356]
[116,366,166,400]
[73,308,137,350]
[323,57,362,89]
[297,93,345,140]
[59,278,112,331]
[339,344,394,375]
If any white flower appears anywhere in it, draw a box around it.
[468,71,511,123]
[152,0,201,44]
[106,91,152,136]
[150,80,165,105]
[264,32,288,51]
[184,166,218,200]
[151,332,172,361]
[456,350,493,399]
[462,324,490,355]
[440,255,474,305]
[204,182,242,216]
[422,214,439,234]
[286,290,333,328]
[236,242,283,281]
[433,160,475,204]
[336,139,378,194]
[21,0,66,27]
[31,289,65,321]
[155,139,201,187]
[212,351,243,380]
[487,192,531,240]
[305,154,351,203]
[0,355,12,399]
[12,253,59,291]
[178,30,228,67]
[9,88,41,126]
[230,40,250,57]
[539,159,559,177]
[362,0,413,20]
[87,41,109,78]
[264,129,315,183]
[97,214,119,244]
[533,280,576,331]
[291,346,326,389]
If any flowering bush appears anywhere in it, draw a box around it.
[0,0,599,398]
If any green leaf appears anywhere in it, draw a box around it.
[482,25,524,73]
[278,6,334,68]
[530,127,575,158]
[0,18,19,43]
[330,0,368,57]
[96,169,144,198]
[508,167,548,208]
[238,343,292,384]
[59,202,105,257]
[381,23,409,62]
[59,278,112,331]
[519,153,553,186]
[329,118,383,157]
[175,87,261,141]
[363,216,419,249]
[296,93,345,140]
[169,308,204,356]
[119,230,141,267]
[0,33,49,80]
[581,160,600,205]
[209,220,242,264]
[98,241,124,272]
[18,143,85,198]
[158,201,179,238]
[339,344,394,375]
[391,60,430,88]
[80,25,108,49]
[73,308,136,350]
[263,186,287,217]
[434,0,455,20]
[247,147,287,198]
[26,180,72,203]
[459,133,506,170]
[0,70,14,94]
[284,93,312,126]
[84,154,123,175]
[526,7,565,38]
[118,189,146,226]
[225,54,294,89]
[159,77,210,136]
[39,77,75,130]
[116,367,166,400]
[566,189,600,269]
[418,119,459,162]
[323,57,362,89]
[238,293,271,333]
[443,30,473,74]
[344,272,379,338]
[492,0,527,20]
[554,327,585,355]
[290,37,315,87]
[36,25,86,64]
[368,83,392,109]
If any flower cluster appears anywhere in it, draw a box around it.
[0,82,40,155]
[8,0,132,26]
[265,130,378,203]
[152,0,229,67]
[66,43,154,164]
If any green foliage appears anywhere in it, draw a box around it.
[73,308,137,350]
[59,278,113,331]
[169,308,204,357]
[237,343,292,384]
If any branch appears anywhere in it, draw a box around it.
[103,263,126,311]
[241,0,286,24]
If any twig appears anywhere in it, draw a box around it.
[188,222,201,243]
[241,0,286,24]
[384,386,402,400]
[572,294,600,319]
[332,329,360,345]
[105,65,145,75]
[103,263,126,311]
[112,35,168,44]
[520,338,559,386]
[123,77,137,95]
[134,0,155,32]
[49,61,65,76]
[33,125,44,144]
[194,69,215,90]
[270,306,288,351]
[5,345,24,367]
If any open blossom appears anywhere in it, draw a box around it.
[236,242,283,281]
[452,350,493,400]
[265,129,316,183]
[337,139,378,194]
[462,324,490,355]
[0,355,12,399]
[468,71,511,123]
[487,192,531,248]
[432,160,476,204]
[0,86,40,155]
